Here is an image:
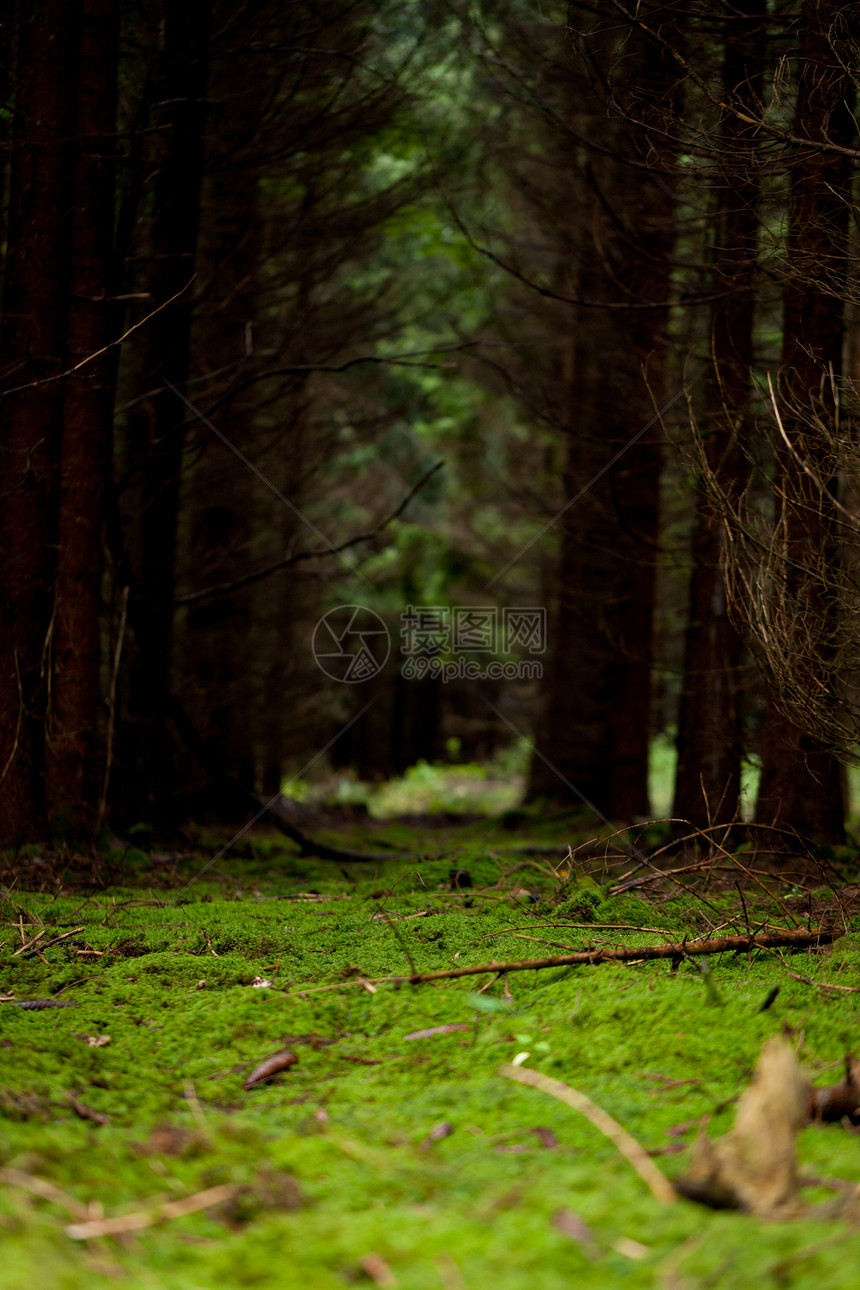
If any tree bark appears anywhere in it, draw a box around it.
[46,0,120,837]
[528,4,681,819]
[673,3,767,828]
[0,3,79,845]
[755,0,855,845]
[118,0,211,823]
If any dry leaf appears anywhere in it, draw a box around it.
[553,1208,597,1255]
[532,1126,559,1148]
[615,1237,649,1260]
[359,1253,397,1286]
[403,1024,470,1041]
[419,1121,454,1150]
[243,1049,298,1090]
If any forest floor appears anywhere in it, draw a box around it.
[2,810,860,1289]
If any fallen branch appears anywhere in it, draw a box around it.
[399,927,840,984]
[501,1063,676,1205]
[278,927,840,999]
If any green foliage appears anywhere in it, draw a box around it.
[289,740,533,817]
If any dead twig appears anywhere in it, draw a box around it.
[0,1166,89,1219]
[68,1094,109,1126]
[278,927,839,998]
[95,585,129,839]
[0,652,23,787]
[12,925,85,957]
[66,1183,239,1240]
[175,460,444,607]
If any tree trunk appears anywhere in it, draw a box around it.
[673,2,766,828]
[527,5,681,819]
[46,0,120,838]
[755,0,854,845]
[0,2,79,845]
[118,0,211,824]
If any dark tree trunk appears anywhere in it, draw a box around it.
[0,2,79,845]
[46,0,120,837]
[118,0,211,823]
[172,163,260,809]
[755,0,854,845]
[673,2,767,828]
[528,4,681,819]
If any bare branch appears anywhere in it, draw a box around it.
[174,460,444,606]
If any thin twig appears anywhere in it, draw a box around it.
[0,651,23,787]
[0,1167,89,1219]
[0,278,196,398]
[12,925,85,957]
[95,585,129,838]
[174,460,444,606]
[66,1183,238,1240]
[278,927,840,998]
[500,1063,676,1205]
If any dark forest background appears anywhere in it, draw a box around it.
[2,0,860,853]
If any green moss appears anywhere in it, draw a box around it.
[2,826,860,1288]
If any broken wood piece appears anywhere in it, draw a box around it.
[501,1063,676,1205]
[676,1037,810,1216]
[553,1207,598,1255]
[9,998,77,1010]
[358,1253,397,1287]
[810,1056,860,1124]
[419,1121,454,1150]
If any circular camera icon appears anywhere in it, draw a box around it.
[312,605,390,683]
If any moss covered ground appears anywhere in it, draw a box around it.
[2,815,860,1288]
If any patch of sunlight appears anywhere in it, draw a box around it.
[283,739,531,818]
[648,732,676,819]
[650,735,759,822]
